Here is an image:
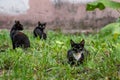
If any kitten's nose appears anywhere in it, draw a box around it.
[77,50,81,52]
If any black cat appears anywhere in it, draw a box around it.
[33,22,47,40]
[67,39,87,66]
[10,20,30,49]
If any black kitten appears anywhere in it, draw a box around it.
[10,20,30,49]
[67,39,87,66]
[10,20,23,40]
[33,22,47,40]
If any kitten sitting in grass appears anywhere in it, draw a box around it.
[67,39,88,66]
[33,22,47,40]
[10,20,30,49]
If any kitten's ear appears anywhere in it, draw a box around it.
[70,39,75,47]
[43,23,46,28]
[44,23,46,26]
[38,21,41,25]
[80,39,85,47]
[15,20,20,24]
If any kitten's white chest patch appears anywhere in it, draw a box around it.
[73,52,83,61]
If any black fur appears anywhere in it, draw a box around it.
[33,22,47,40]
[67,39,86,66]
[10,20,30,49]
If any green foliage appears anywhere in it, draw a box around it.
[116,17,120,22]
[97,2,105,10]
[0,30,120,79]
[86,0,120,11]
[100,0,120,9]
[86,2,105,11]
[98,22,120,40]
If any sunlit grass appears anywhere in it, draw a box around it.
[0,29,120,79]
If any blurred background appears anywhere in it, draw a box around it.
[0,0,119,33]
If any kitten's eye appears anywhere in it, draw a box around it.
[73,47,77,50]
[79,48,83,50]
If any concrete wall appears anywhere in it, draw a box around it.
[51,0,96,4]
[0,0,119,30]
[0,0,29,15]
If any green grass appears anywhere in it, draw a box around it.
[0,29,120,80]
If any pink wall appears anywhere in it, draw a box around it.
[0,0,119,30]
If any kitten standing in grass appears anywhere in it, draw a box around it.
[67,39,88,66]
[10,20,30,49]
[33,22,47,40]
